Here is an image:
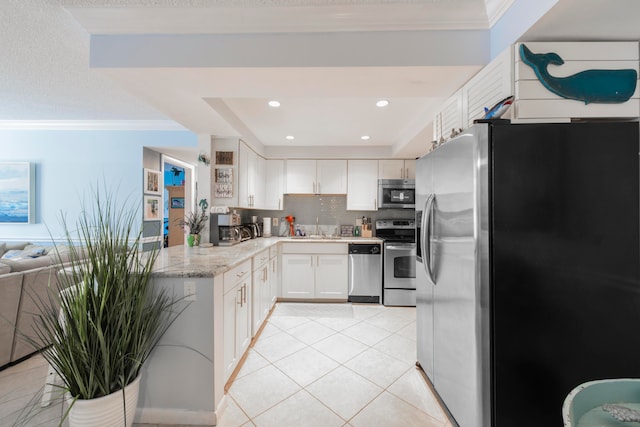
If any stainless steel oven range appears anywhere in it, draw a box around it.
[375,219,416,306]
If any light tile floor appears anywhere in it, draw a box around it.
[217,302,454,427]
[0,302,453,427]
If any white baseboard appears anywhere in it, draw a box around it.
[135,407,218,425]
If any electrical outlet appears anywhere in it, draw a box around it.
[184,281,197,301]
[273,217,279,226]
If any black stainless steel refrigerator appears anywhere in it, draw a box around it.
[415,121,640,427]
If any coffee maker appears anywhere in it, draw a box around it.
[210,213,242,246]
[242,215,262,239]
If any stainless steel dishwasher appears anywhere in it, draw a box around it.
[348,243,382,304]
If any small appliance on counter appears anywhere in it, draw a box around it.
[239,226,252,242]
[243,215,262,239]
[242,222,261,239]
[210,213,242,246]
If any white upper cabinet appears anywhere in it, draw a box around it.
[316,160,347,194]
[238,143,253,208]
[285,159,347,194]
[264,159,284,210]
[378,159,416,180]
[404,159,416,180]
[285,160,316,194]
[238,142,267,208]
[347,160,378,211]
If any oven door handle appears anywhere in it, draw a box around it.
[385,244,416,251]
[422,193,436,285]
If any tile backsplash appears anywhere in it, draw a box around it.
[240,195,413,237]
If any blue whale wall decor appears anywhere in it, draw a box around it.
[519,44,637,104]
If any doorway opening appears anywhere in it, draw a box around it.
[162,155,195,248]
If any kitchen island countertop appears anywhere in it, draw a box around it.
[152,236,382,278]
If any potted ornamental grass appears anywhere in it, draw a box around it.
[22,187,185,427]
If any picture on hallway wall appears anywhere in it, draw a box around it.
[144,195,162,221]
[143,168,162,195]
[0,162,34,224]
[214,168,233,198]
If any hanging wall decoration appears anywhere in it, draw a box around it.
[214,168,233,198]
[520,43,638,104]
[215,151,234,165]
[0,162,34,223]
[143,168,162,195]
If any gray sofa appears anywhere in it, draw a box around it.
[0,242,77,368]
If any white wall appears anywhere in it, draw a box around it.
[0,129,197,242]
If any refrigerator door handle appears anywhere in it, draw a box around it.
[422,193,436,284]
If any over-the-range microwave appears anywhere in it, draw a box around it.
[378,179,415,209]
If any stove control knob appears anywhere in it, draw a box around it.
[371,246,380,254]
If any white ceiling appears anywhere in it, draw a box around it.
[3,0,640,160]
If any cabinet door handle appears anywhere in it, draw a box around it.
[400,167,404,179]
[242,283,247,304]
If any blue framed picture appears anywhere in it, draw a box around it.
[171,197,185,209]
[0,162,34,224]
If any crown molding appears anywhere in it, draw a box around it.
[0,120,187,131]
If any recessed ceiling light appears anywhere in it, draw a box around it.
[268,100,281,107]
[286,135,295,140]
[361,135,370,140]
[376,99,390,108]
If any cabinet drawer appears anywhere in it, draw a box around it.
[223,259,251,294]
[252,248,270,271]
[282,242,347,254]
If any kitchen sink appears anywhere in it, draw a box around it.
[290,235,342,240]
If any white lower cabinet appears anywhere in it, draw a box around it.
[269,245,279,307]
[251,249,271,337]
[315,255,349,299]
[281,243,348,300]
[223,260,252,381]
[282,255,315,298]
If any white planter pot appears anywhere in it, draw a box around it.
[66,375,141,427]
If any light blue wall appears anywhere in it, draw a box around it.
[0,129,197,242]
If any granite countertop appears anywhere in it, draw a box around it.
[152,236,382,278]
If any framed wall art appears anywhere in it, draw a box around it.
[171,197,185,209]
[215,151,234,165]
[143,195,162,221]
[143,168,162,195]
[0,162,35,224]
[214,168,233,198]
